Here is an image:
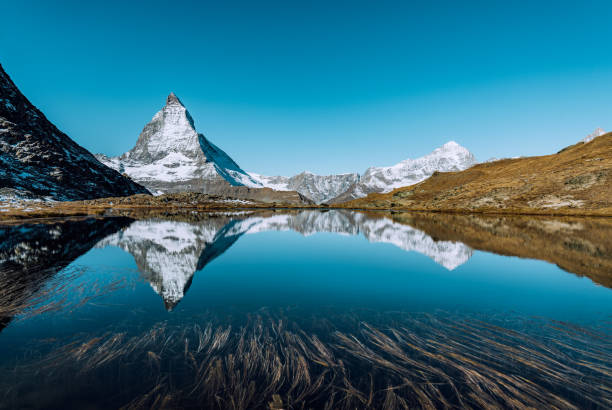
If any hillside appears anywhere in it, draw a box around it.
[338,133,612,215]
[0,63,149,200]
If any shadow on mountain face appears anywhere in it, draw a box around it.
[387,212,612,289]
[0,217,133,332]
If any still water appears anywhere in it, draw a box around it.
[0,210,610,409]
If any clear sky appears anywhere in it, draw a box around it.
[1,1,611,175]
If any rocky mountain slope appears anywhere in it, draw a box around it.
[339,131,612,215]
[329,141,477,203]
[249,171,359,204]
[0,63,149,201]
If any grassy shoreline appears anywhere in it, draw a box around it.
[1,201,612,224]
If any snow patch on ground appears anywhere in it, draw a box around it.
[582,128,605,144]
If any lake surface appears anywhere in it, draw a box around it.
[0,210,610,409]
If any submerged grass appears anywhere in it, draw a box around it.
[0,309,610,409]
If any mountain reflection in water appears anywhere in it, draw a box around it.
[0,210,610,409]
[96,211,473,309]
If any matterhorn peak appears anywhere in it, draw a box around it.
[96,93,262,194]
[166,92,184,106]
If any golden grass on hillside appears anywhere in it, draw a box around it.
[339,134,612,215]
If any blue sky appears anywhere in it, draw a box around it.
[1,1,611,175]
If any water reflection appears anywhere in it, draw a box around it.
[0,217,131,331]
[391,212,612,288]
[0,211,610,408]
[96,217,245,310]
[97,211,473,309]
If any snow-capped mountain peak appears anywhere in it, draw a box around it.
[252,141,476,204]
[329,141,477,203]
[128,92,199,162]
[96,93,261,194]
[166,91,184,106]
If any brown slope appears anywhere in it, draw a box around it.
[338,134,612,215]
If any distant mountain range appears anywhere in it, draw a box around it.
[1,61,606,207]
[96,92,477,203]
[249,171,359,204]
[327,141,476,203]
[0,64,148,201]
[341,129,612,214]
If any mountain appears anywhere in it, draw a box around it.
[249,171,359,204]
[0,63,149,201]
[94,93,474,205]
[329,141,477,203]
[339,132,612,215]
[97,93,262,195]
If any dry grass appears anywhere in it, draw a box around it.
[338,134,612,216]
[0,193,320,223]
[1,309,610,409]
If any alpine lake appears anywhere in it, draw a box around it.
[0,210,610,409]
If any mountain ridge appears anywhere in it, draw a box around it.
[0,63,149,200]
[328,141,477,203]
[338,131,612,214]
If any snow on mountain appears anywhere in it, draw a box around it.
[96,93,261,195]
[582,127,606,143]
[249,171,359,204]
[0,63,148,200]
[329,141,477,203]
[93,92,475,204]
